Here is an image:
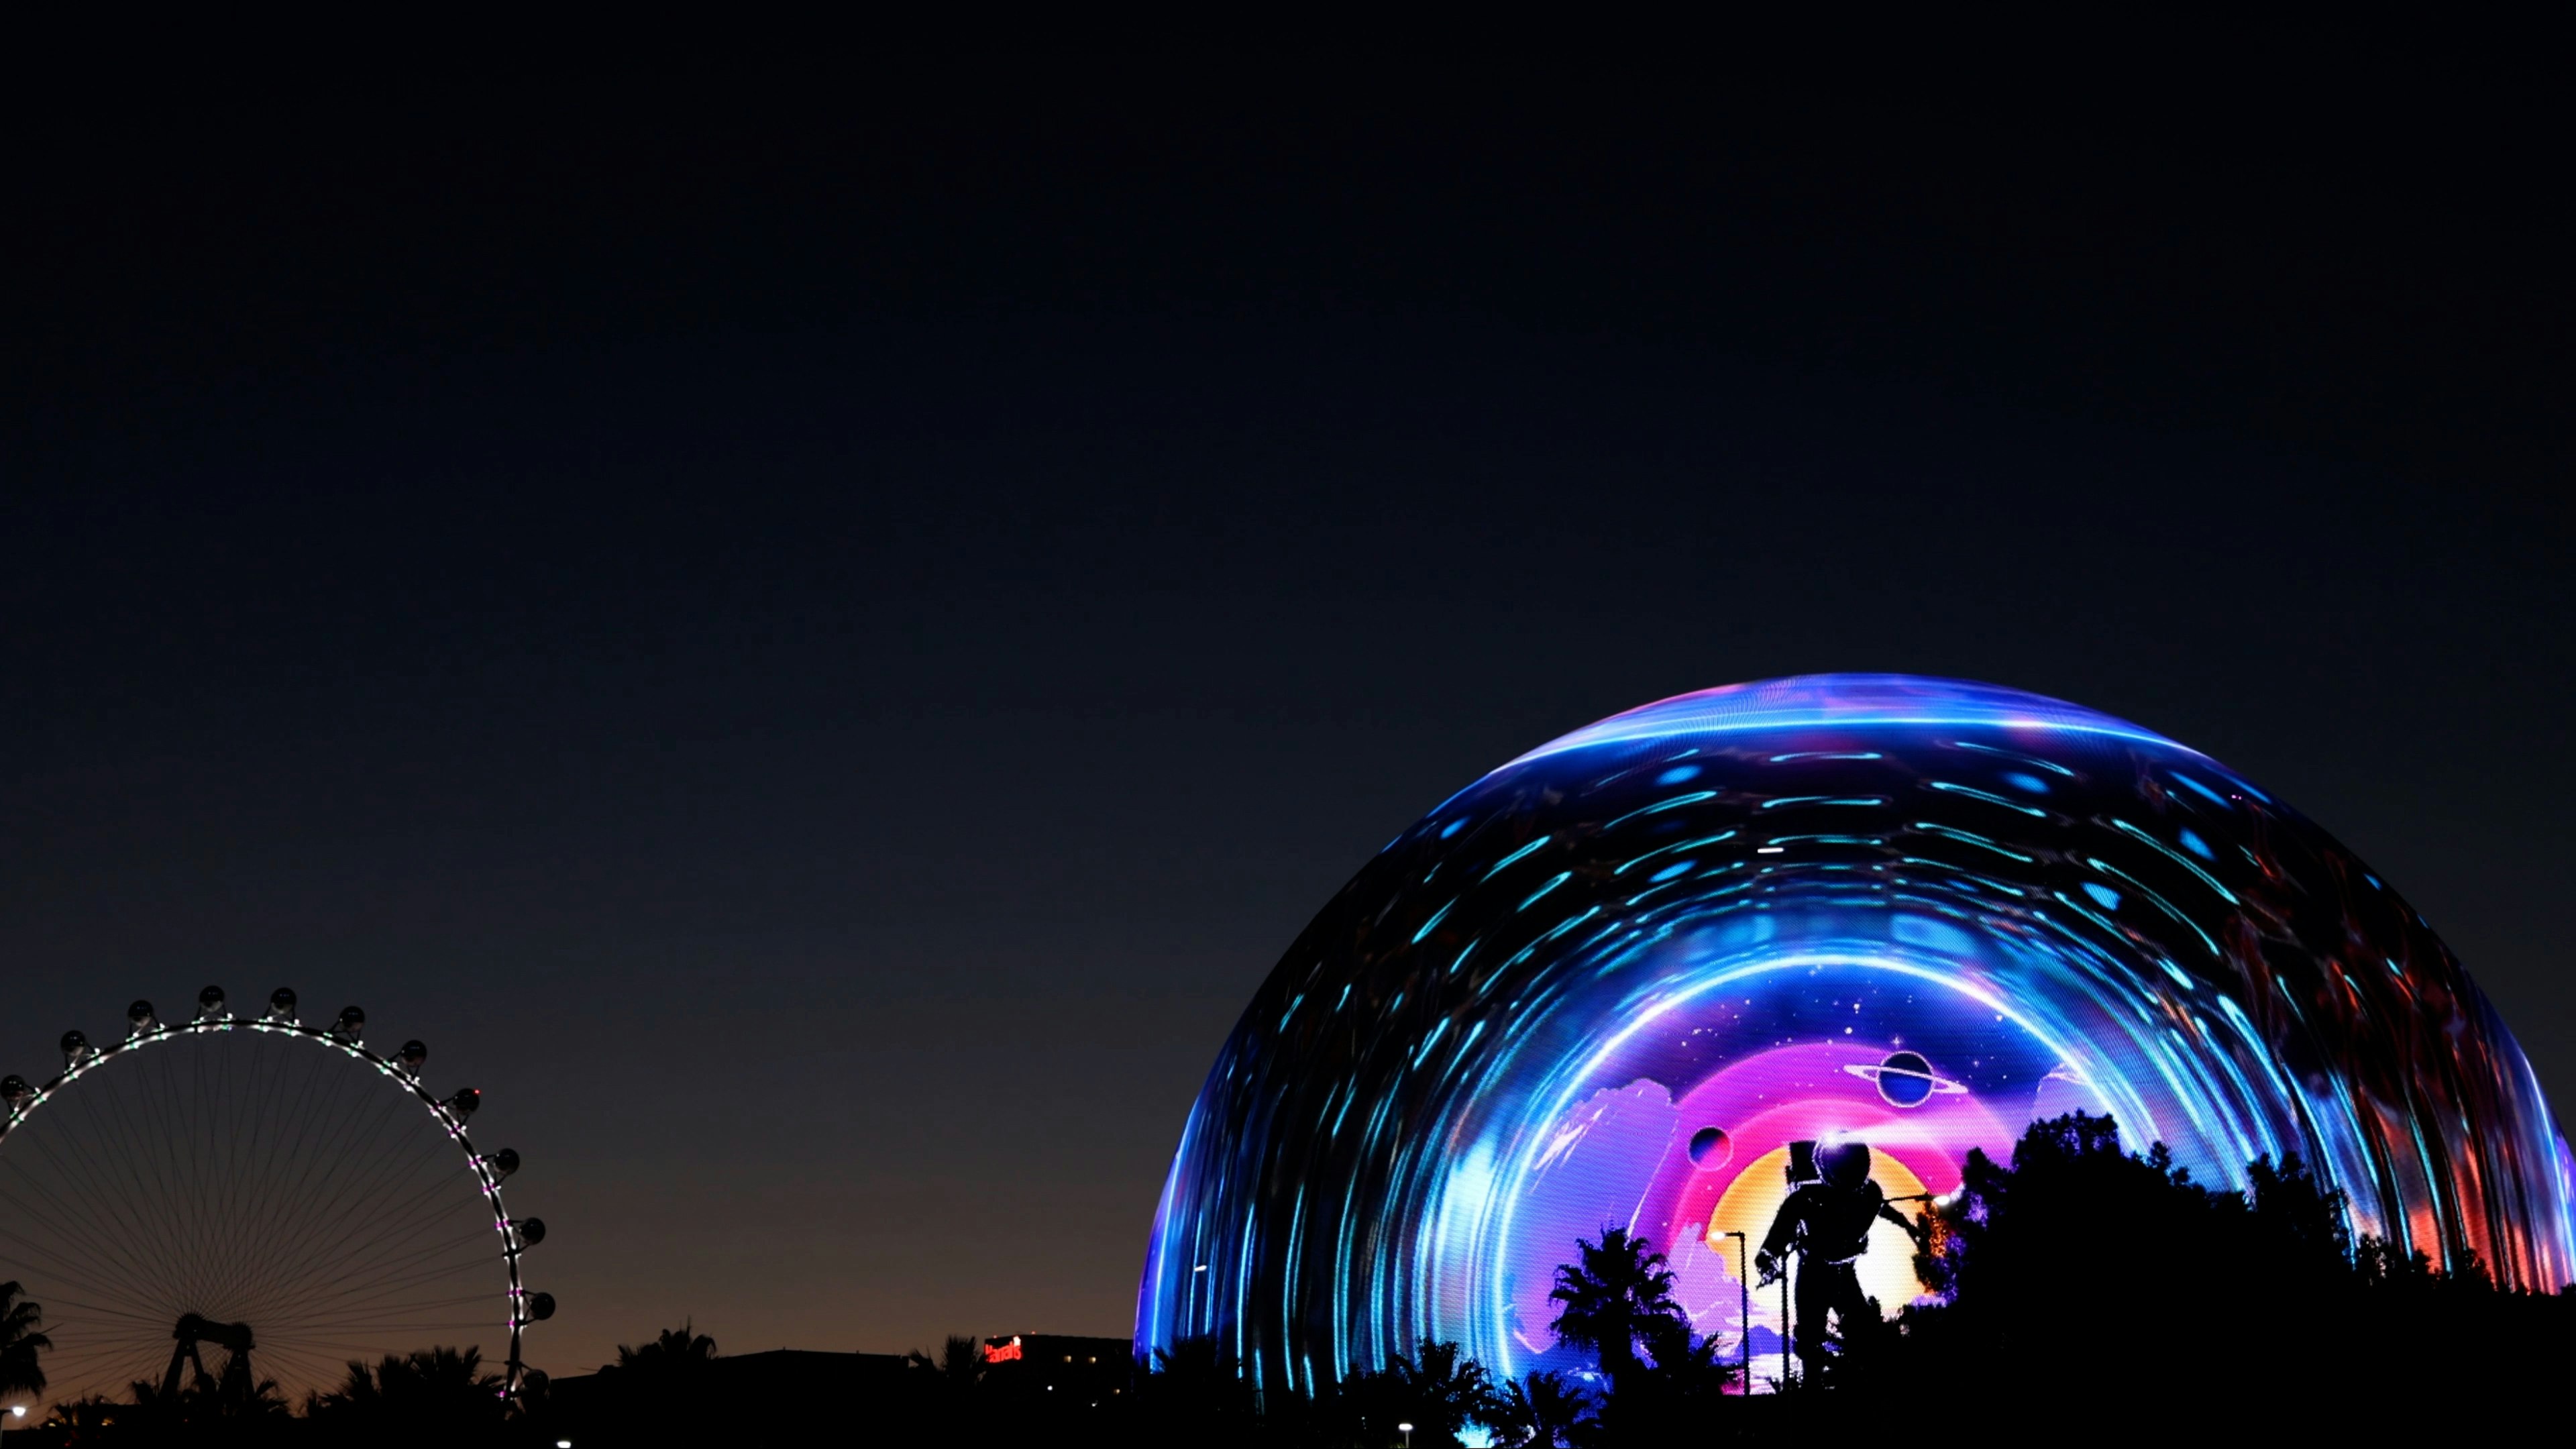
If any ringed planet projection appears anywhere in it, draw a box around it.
[1134,674,2576,1394]
[1843,1049,1966,1108]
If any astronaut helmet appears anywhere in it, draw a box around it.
[1823,1139,1874,1188]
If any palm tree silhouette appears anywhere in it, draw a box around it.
[612,1323,720,1376]
[0,1281,49,1401]
[308,1345,505,1435]
[36,1393,121,1443]
[1492,1370,1590,1448]
[1379,1340,1501,1446]
[121,1360,288,1430]
[904,1334,983,1394]
[1547,1226,1681,1385]
[572,1324,724,1446]
[198,1358,290,1424]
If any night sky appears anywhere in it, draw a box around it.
[6,60,2569,1374]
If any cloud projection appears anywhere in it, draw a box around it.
[1135,675,2576,1393]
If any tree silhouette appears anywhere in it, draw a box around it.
[904,1333,983,1395]
[577,1322,725,1448]
[1546,1226,1681,1387]
[1112,1335,1264,1447]
[1635,1312,1733,1399]
[1907,1110,2214,1377]
[1867,1110,2576,1430]
[1542,1228,1741,1440]
[1491,1370,1590,1448]
[1352,1340,1501,1447]
[307,1346,506,1442]
[118,1358,290,1437]
[0,1281,48,1401]
[197,1362,290,1426]
[37,1392,124,1444]
[610,1322,720,1377]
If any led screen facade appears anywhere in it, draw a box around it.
[1135,675,2576,1393]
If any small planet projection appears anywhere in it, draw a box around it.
[1843,1049,1968,1108]
[1687,1126,1732,1169]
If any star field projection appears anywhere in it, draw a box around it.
[1135,675,2576,1394]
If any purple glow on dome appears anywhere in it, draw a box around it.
[1137,674,2575,1395]
[1500,674,2203,769]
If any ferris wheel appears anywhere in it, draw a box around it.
[0,986,553,1410]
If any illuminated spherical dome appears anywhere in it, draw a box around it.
[1135,674,2576,1393]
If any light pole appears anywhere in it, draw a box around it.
[1723,1230,1752,1395]
[3,1403,25,1446]
[1397,1422,1413,1449]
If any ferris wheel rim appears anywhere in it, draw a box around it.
[0,1002,541,1399]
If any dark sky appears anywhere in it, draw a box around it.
[5,58,2569,1372]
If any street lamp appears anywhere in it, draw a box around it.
[1397,1422,1413,1449]
[1723,1229,1752,1395]
[3,1403,26,1446]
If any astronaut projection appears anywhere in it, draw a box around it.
[1135,675,2575,1393]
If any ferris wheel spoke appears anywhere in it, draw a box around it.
[251,1339,352,1379]
[0,1171,175,1314]
[284,1290,500,1321]
[162,1036,210,1282]
[141,1044,210,1291]
[190,1032,235,1276]
[294,1187,492,1289]
[264,1303,502,1338]
[297,1254,501,1313]
[0,1193,168,1308]
[256,1068,404,1245]
[117,1042,207,1274]
[38,1354,160,1393]
[175,1061,408,1320]
[209,1038,301,1258]
[278,1135,461,1279]
[17,1289,190,1320]
[290,1311,504,1338]
[286,1244,491,1322]
[264,1330,494,1361]
[5,1108,179,1299]
[276,1332,494,1357]
[286,1173,491,1297]
[218,1238,476,1331]
[16,1297,194,1336]
[80,1049,193,1293]
[150,1042,211,1274]
[277,1085,451,1230]
[217,1029,284,1271]
[266,1327,504,1355]
[234,1256,484,1334]
[238,1040,356,1248]
[227,1027,299,1282]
